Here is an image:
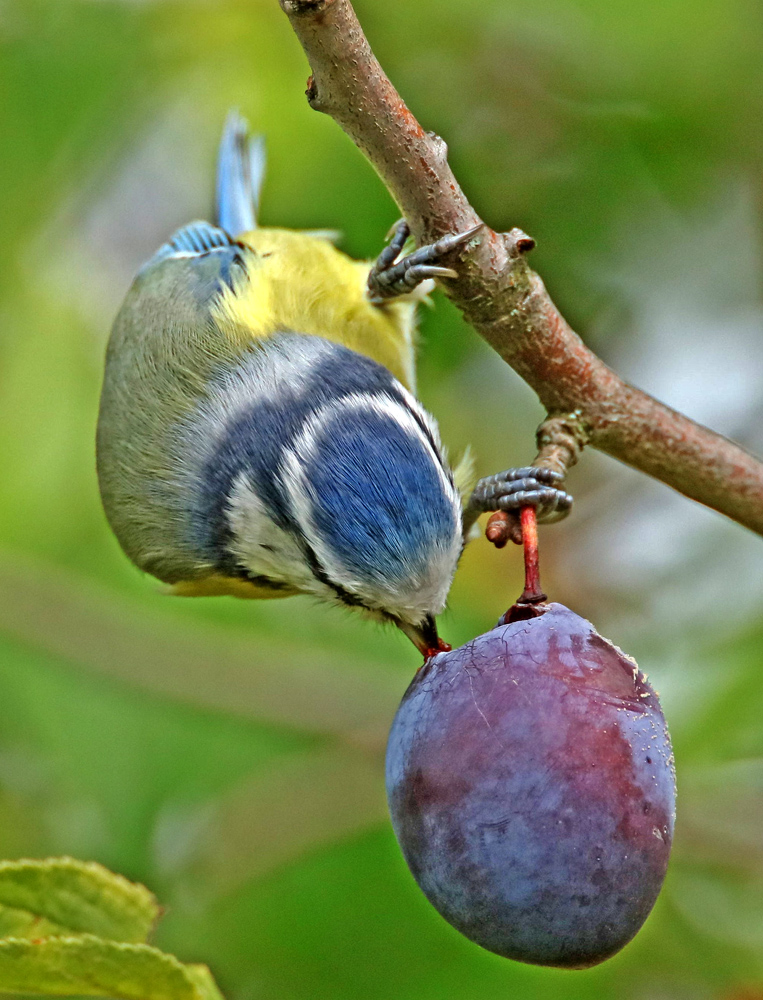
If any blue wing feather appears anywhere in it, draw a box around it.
[167,222,231,254]
[140,221,235,276]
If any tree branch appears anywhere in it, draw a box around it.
[279,0,763,537]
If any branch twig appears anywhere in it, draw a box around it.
[279,0,763,537]
[487,412,587,546]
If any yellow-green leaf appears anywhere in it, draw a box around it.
[184,964,226,1000]
[0,903,67,941]
[0,860,158,943]
[0,935,213,999]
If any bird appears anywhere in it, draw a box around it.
[96,111,571,656]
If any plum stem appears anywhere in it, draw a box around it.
[519,507,546,604]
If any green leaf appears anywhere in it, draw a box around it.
[0,902,67,941]
[184,964,226,1000]
[0,860,158,944]
[0,935,214,999]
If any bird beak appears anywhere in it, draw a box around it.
[396,614,443,657]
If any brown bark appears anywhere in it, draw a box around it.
[279,0,763,536]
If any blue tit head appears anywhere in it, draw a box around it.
[278,383,463,650]
[182,334,463,652]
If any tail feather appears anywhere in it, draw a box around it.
[215,110,266,236]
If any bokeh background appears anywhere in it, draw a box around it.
[2,0,763,996]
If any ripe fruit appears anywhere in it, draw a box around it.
[385,599,676,969]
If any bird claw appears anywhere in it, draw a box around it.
[367,219,483,304]
[467,466,573,525]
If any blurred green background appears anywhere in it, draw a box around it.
[1,0,763,996]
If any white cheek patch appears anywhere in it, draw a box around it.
[172,335,338,549]
[394,383,453,475]
[225,472,315,592]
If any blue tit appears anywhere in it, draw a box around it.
[96,112,572,654]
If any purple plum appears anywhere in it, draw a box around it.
[386,602,675,968]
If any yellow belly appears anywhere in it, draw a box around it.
[168,574,299,599]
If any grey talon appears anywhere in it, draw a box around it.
[461,463,573,540]
[367,220,483,304]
